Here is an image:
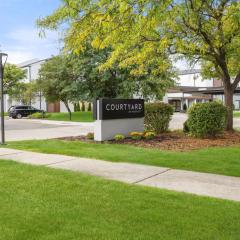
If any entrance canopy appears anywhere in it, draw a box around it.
[168,87,240,95]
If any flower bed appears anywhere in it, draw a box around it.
[57,131,240,152]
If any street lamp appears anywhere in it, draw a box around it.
[0,52,8,144]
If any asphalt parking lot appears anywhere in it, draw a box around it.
[3,118,93,141]
[2,114,240,142]
[4,118,64,131]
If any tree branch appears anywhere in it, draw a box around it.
[232,73,240,90]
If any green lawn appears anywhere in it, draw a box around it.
[46,111,93,122]
[5,140,240,177]
[234,111,240,118]
[0,160,239,240]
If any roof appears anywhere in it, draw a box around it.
[17,58,49,68]
[178,69,201,75]
[169,95,212,100]
[168,86,240,95]
[190,87,240,95]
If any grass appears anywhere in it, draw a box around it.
[234,111,240,118]
[0,160,240,240]
[46,111,93,122]
[5,139,240,177]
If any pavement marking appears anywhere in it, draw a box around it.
[45,158,80,166]
[133,169,171,184]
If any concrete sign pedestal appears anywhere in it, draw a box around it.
[94,99,144,141]
[94,118,144,141]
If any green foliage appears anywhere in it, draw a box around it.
[70,45,171,100]
[37,0,240,129]
[81,102,85,112]
[74,102,80,112]
[188,102,227,138]
[86,132,94,140]
[4,63,26,96]
[38,55,83,120]
[143,131,156,140]
[29,112,51,119]
[129,132,143,140]
[114,134,125,142]
[45,112,93,122]
[183,103,188,112]
[11,81,39,105]
[183,120,190,133]
[87,102,92,112]
[7,139,240,177]
[38,55,81,104]
[37,6,175,100]
[145,103,174,134]
[1,161,240,240]
[234,111,240,118]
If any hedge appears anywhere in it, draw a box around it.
[29,112,51,119]
[187,101,227,137]
[144,102,174,134]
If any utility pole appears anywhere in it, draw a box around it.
[29,65,32,106]
[0,52,8,144]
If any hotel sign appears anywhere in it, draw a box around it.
[94,99,144,120]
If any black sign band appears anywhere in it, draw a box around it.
[93,99,144,120]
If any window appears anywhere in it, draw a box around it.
[16,106,28,110]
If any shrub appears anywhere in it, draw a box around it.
[144,131,156,140]
[183,103,188,112]
[129,132,143,140]
[86,132,94,140]
[29,112,51,119]
[74,102,80,112]
[187,101,227,137]
[81,102,85,112]
[114,134,125,141]
[145,103,174,134]
[183,120,190,133]
[87,102,92,111]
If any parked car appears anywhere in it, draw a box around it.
[8,105,44,119]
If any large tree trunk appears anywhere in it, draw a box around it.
[224,86,234,131]
[63,101,72,121]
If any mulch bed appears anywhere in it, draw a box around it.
[57,131,240,152]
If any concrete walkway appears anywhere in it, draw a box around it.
[0,148,239,202]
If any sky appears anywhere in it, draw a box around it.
[0,0,192,69]
[0,0,61,64]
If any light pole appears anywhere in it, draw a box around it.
[0,52,8,144]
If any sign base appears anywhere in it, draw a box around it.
[94,118,144,141]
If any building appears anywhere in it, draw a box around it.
[6,58,240,113]
[6,58,74,113]
[165,69,240,111]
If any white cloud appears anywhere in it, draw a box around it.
[7,28,58,45]
[5,50,35,64]
[2,27,61,64]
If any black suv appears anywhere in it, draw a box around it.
[8,105,44,119]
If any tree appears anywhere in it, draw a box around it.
[70,45,173,101]
[4,63,26,95]
[38,55,82,120]
[11,82,38,105]
[164,0,240,131]
[37,0,240,131]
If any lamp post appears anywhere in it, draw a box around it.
[0,52,8,144]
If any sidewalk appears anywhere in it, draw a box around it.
[0,148,239,202]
